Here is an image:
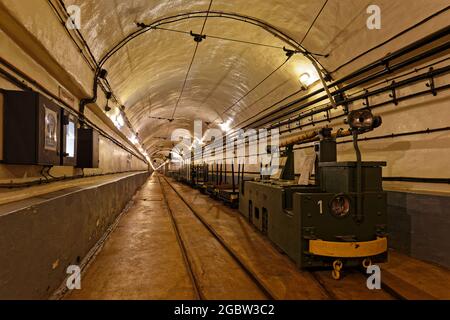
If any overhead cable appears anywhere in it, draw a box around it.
[299,0,329,45]
[154,26,285,50]
[218,55,293,119]
[169,0,214,120]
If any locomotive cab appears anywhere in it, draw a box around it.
[296,110,388,279]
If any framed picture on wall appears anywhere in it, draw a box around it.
[44,105,58,151]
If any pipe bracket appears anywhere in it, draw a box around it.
[389,81,398,105]
[426,67,437,96]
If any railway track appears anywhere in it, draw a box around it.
[158,175,276,300]
[159,174,405,300]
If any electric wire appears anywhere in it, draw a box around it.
[299,0,329,45]
[232,86,305,129]
[200,58,450,157]
[208,34,284,50]
[100,11,328,75]
[91,7,448,143]
[55,0,136,127]
[49,0,142,155]
[169,43,200,120]
[154,26,285,49]
[205,7,450,139]
[58,0,98,67]
[237,78,292,117]
[53,1,447,162]
[215,55,293,123]
[200,0,213,35]
[169,0,214,121]
[45,1,320,163]
[225,30,447,138]
[47,0,96,71]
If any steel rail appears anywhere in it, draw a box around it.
[160,175,277,300]
[157,175,203,300]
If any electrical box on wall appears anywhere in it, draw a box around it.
[76,127,99,168]
[2,90,61,165]
[61,110,78,166]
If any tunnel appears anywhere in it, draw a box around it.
[0,0,449,308]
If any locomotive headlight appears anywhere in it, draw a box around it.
[330,194,351,218]
[346,109,382,133]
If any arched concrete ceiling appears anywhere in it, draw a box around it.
[63,0,448,158]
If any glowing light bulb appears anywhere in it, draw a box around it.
[115,114,125,128]
[130,134,138,144]
[299,72,311,88]
[219,119,233,132]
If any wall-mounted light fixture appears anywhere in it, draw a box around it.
[219,119,233,132]
[129,134,139,144]
[299,72,311,90]
[115,113,125,128]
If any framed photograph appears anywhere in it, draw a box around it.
[44,105,58,151]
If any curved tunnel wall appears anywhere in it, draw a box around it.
[0,1,151,298]
[0,2,149,183]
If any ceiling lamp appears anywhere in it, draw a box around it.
[115,113,125,128]
[219,119,233,132]
[129,134,138,144]
[346,109,382,133]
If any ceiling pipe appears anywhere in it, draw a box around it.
[279,128,351,148]
[198,66,450,157]
[276,64,450,130]
[228,25,450,134]
[228,27,450,133]
[79,68,105,125]
[263,40,450,129]
[280,84,450,136]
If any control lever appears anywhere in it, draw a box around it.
[345,109,382,224]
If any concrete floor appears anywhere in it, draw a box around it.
[67,176,196,299]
